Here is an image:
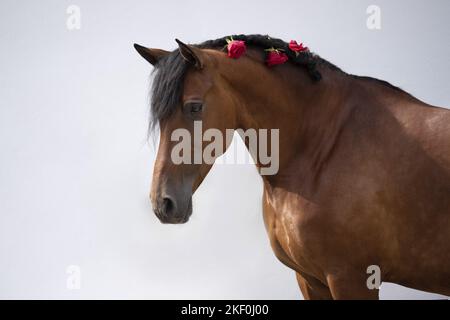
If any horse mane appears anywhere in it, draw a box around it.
[149,34,340,132]
[148,34,402,132]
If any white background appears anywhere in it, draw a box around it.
[0,0,449,299]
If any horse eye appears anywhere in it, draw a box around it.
[186,102,203,113]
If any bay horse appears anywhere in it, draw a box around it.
[134,35,450,299]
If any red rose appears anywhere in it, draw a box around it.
[289,40,308,52]
[266,50,288,67]
[227,40,246,59]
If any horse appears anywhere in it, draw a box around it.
[134,34,450,299]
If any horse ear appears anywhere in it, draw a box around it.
[175,39,203,69]
[134,44,169,66]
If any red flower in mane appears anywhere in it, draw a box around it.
[265,49,288,67]
[289,40,309,53]
[226,39,246,59]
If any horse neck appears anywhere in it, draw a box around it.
[218,57,356,183]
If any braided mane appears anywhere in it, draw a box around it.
[149,34,345,132]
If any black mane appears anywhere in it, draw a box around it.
[148,34,401,132]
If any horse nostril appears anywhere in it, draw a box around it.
[162,197,174,215]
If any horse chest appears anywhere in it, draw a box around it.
[262,192,323,276]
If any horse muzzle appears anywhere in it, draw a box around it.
[152,193,193,224]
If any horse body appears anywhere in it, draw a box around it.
[261,76,450,299]
[134,35,450,299]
